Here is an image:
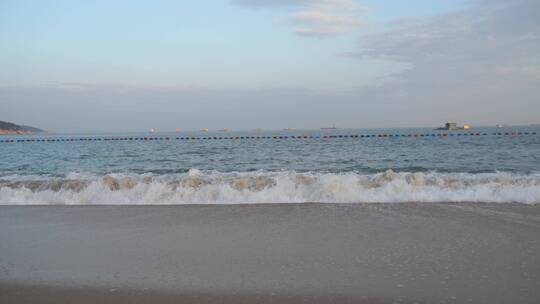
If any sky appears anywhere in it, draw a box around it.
[0,0,539,132]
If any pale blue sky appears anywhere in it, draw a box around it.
[0,0,463,88]
[1,0,539,132]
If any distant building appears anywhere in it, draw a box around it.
[0,129,33,135]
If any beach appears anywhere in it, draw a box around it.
[3,0,540,302]
[1,203,540,303]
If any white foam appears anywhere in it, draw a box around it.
[1,170,540,205]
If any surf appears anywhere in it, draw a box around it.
[1,169,539,205]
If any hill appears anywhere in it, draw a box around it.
[0,120,44,134]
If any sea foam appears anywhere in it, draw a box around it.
[1,169,539,205]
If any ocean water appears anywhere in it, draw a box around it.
[1,127,539,204]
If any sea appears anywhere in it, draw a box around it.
[1,126,539,205]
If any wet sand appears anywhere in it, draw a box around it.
[1,203,540,303]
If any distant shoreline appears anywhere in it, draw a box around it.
[0,129,34,135]
[0,120,44,135]
[1,124,538,136]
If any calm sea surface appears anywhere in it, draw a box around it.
[1,127,539,204]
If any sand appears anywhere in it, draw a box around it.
[1,203,540,303]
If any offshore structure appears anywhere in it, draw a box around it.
[436,122,471,130]
[321,124,337,130]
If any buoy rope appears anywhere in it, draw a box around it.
[0,132,536,143]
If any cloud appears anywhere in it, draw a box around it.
[4,0,540,131]
[350,0,540,83]
[231,0,310,7]
[233,0,365,38]
[288,1,365,37]
[335,0,540,126]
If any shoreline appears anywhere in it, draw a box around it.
[0,284,394,304]
[1,201,539,206]
[2,203,540,303]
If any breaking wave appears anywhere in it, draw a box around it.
[1,169,540,205]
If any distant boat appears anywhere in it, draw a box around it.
[149,128,156,133]
[321,124,337,130]
[284,128,296,131]
[200,128,209,132]
[435,122,471,130]
[217,128,229,132]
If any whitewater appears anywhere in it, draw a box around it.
[1,127,539,204]
[1,170,539,204]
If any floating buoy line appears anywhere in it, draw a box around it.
[0,132,537,144]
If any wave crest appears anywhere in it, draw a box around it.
[1,170,539,205]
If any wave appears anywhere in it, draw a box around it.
[1,170,539,205]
